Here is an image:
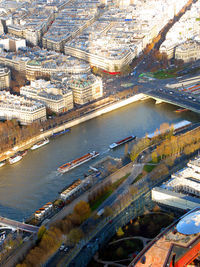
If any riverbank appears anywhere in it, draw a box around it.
[0,93,145,161]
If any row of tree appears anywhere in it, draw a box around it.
[156,127,200,159]
[16,200,91,267]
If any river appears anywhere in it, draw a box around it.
[0,99,199,221]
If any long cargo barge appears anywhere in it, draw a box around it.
[57,151,99,173]
[109,135,136,149]
[52,128,70,138]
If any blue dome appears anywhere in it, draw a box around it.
[177,210,200,235]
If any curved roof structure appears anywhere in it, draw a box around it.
[177,210,200,235]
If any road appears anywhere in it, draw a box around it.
[97,164,143,212]
[46,163,143,267]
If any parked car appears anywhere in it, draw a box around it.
[59,244,65,251]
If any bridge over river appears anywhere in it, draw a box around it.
[0,217,39,234]
[144,91,200,114]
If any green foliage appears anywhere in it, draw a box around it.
[143,164,156,173]
[133,173,143,183]
[151,151,158,163]
[37,225,47,242]
[112,173,130,190]
[90,190,113,211]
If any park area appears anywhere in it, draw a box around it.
[88,209,175,266]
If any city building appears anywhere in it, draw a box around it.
[159,0,200,59]
[68,74,103,105]
[42,4,97,52]
[20,80,74,113]
[0,34,26,52]
[64,0,187,72]
[6,6,55,46]
[0,90,46,124]
[0,66,11,89]
[152,156,200,211]
[0,47,90,80]
[130,207,200,267]
[175,40,200,63]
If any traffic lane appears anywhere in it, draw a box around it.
[148,91,200,107]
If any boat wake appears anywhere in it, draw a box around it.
[101,149,110,155]
[45,170,62,181]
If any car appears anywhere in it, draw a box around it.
[193,99,196,101]
[64,247,69,252]
[59,244,65,251]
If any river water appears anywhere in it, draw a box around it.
[0,99,199,221]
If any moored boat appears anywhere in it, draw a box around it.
[9,154,23,164]
[18,150,28,157]
[52,128,70,138]
[0,160,6,168]
[57,151,99,173]
[31,139,49,150]
[174,108,189,113]
[109,135,136,149]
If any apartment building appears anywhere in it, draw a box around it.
[20,79,74,113]
[175,40,200,62]
[68,74,103,105]
[0,66,11,89]
[0,90,46,124]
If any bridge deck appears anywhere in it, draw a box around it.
[0,217,39,233]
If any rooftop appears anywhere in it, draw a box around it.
[131,207,200,267]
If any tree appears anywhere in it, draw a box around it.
[116,227,124,237]
[37,225,46,242]
[104,206,113,217]
[165,156,175,167]
[151,151,158,163]
[160,122,170,134]
[68,228,84,244]
[68,213,81,226]
[74,200,91,221]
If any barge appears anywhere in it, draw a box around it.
[9,154,23,164]
[0,160,6,167]
[57,151,99,173]
[52,128,70,138]
[109,135,136,149]
[31,139,49,150]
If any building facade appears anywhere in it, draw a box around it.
[175,40,200,62]
[68,74,103,105]
[0,66,11,89]
[20,80,74,113]
[0,91,46,124]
